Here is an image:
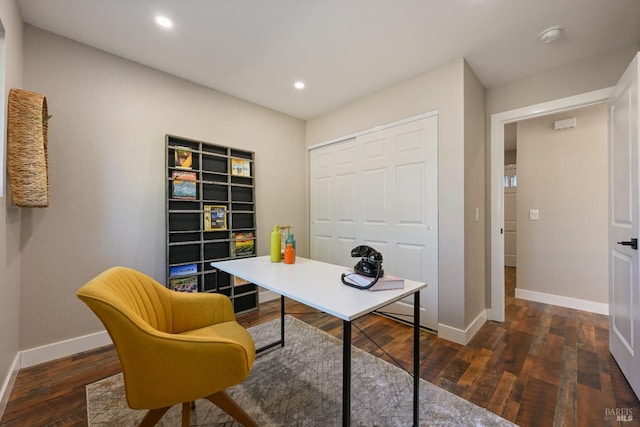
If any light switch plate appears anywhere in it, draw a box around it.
[529,209,539,221]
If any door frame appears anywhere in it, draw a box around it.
[488,87,613,321]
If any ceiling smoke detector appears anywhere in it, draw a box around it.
[539,26,563,44]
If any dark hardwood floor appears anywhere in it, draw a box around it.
[1,267,638,426]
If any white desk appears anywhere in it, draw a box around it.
[211,256,427,426]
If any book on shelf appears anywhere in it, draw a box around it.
[231,231,255,257]
[169,275,198,292]
[172,170,196,199]
[174,147,193,169]
[342,269,405,291]
[204,205,227,231]
[169,263,197,277]
[231,158,251,177]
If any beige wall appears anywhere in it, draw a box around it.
[19,26,306,350]
[516,104,608,303]
[487,46,640,117]
[463,61,486,324]
[0,0,23,404]
[307,59,476,332]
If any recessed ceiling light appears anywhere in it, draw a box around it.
[294,81,305,90]
[156,16,173,29]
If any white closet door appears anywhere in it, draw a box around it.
[310,115,438,330]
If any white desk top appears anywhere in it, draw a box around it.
[211,256,427,321]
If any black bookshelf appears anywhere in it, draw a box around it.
[165,134,257,313]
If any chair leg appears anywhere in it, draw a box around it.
[138,406,170,427]
[181,402,190,427]
[206,391,257,427]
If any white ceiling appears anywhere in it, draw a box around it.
[16,0,640,120]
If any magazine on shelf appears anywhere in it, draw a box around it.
[342,269,405,291]
[169,275,198,292]
[231,158,251,177]
[203,205,227,231]
[172,170,196,199]
[231,231,255,257]
[169,263,197,277]
[174,147,193,169]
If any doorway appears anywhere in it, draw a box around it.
[489,88,613,322]
[499,105,610,312]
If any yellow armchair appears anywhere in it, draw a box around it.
[77,266,257,427]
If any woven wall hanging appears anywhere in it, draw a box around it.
[7,88,50,207]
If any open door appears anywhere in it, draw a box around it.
[609,52,640,399]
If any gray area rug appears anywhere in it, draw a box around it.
[86,316,517,426]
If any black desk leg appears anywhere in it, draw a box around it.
[280,295,285,347]
[413,290,420,426]
[343,320,352,427]
[255,295,286,354]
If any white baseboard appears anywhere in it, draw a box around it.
[0,353,20,422]
[0,330,111,420]
[14,291,280,372]
[20,331,112,369]
[438,309,488,345]
[515,288,609,315]
[259,290,279,303]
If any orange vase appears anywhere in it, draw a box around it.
[284,243,295,264]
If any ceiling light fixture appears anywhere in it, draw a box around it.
[294,81,305,90]
[539,25,563,44]
[155,16,173,29]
